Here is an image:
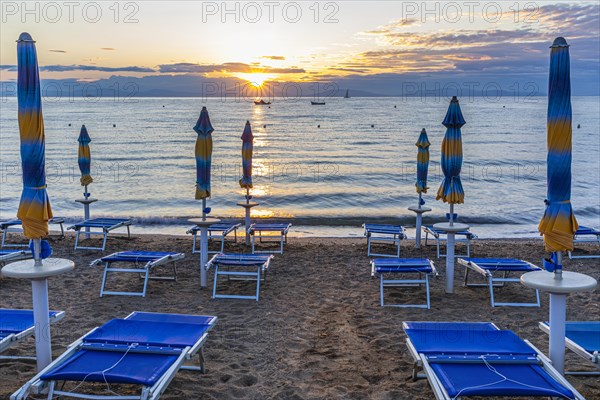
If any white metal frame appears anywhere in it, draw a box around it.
[91,252,185,297]
[0,310,65,359]
[458,258,541,307]
[403,322,585,400]
[539,321,600,376]
[206,254,274,301]
[423,226,476,258]
[371,259,437,308]
[69,218,132,251]
[568,227,600,259]
[187,223,241,254]
[0,250,31,266]
[363,224,406,258]
[249,224,291,254]
[11,312,218,400]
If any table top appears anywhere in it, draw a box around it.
[188,217,221,227]
[433,222,469,232]
[1,258,74,279]
[75,198,98,204]
[408,206,432,213]
[236,202,259,208]
[521,270,597,293]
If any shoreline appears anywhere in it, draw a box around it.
[1,235,599,399]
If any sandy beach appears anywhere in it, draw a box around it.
[1,232,599,399]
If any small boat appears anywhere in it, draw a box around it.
[311,101,326,105]
[344,89,350,98]
[254,99,271,105]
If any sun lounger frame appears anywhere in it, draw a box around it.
[0,249,31,266]
[206,253,274,301]
[423,226,477,258]
[458,258,541,307]
[539,321,600,376]
[403,321,585,400]
[1,218,65,248]
[363,224,406,257]
[187,222,241,254]
[91,251,185,297]
[248,223,291,254]
[0,309,65,359]
[11,311,218,400]
[371,258,437,308]
[568,226,600,259]
[68,218,133,251]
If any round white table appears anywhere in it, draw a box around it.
[1,258,74,371]
[408,206,432,248]
[188,217,221,287]
[521,270,597,374]
[237,201,259,246]
[433,222,469,293]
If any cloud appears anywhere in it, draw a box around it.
[49,49,66,53]
[100,47,116,51]
[261,55,286,60]
[157,62,304,74]
[328,67,368,73]
[40,64,155,73]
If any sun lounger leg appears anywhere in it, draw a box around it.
[436,238,440,259]
[141,269,150,297]
[380,274,384,307]
[255,266,261,301]
[251,233,256,254]
[127,225,131,239]
[466,238,471,257]
[367,236,372,257]
[100,262,109,297]
[220,235,225,253]
[73,230,81,251]
[212,265,219,299]
[1,229,7,248]
[425,275,431,309]
[280,234,284,254]
[488,276,496,307]
[101,230,108,252]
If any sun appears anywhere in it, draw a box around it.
[235,73,275,87]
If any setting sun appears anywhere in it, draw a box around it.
[235,73,275,87]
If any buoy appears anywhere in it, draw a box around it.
[317,124,320,128]
[68,123,71,126]
[503,105,506,108]
[162,105,165,108]
[263,124,266,128]
[577,124,581,129]
[113,124,116,127]
[394,105,397,108]
[371,124,374,128]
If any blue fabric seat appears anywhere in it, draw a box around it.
[187,222,241,254]
[403,321,583,399]
[12,312,218,400]
[371,258,437,308]
[363,223,406,258]
[423,225,477,258]
[1,218,65,247]
[458,258,541,307]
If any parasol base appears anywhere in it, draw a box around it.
[434,222,469,294]
[237,202,259,246]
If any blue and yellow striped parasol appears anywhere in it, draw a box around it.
[239,121,253,190]
[193,106,214,200]
[77,125,93,188]
[16,32,52,239]
[415,128,430,195]
[538,37,578,253]
[436,96,465,205]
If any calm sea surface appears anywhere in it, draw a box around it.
[1,96,598,238]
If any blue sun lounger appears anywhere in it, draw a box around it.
[68,217,133,251]
[206,253,274,301]
[371,258,437,308]
[0,249,31,265]
[91,251,185,297]
[1,309,65,359]
[363,224,407,257]
[458,258,541,307]
[1,218,65,248]
[423,225,477,258]
[11,311,218,400]
[248,223,292,254]
[540,321,600,375]
[568,226,600,259]
[186,222,241,254]
[403,321,584,400]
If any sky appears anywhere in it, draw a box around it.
[0,1,598,96]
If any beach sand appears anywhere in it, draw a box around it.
[1,233,599,399]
